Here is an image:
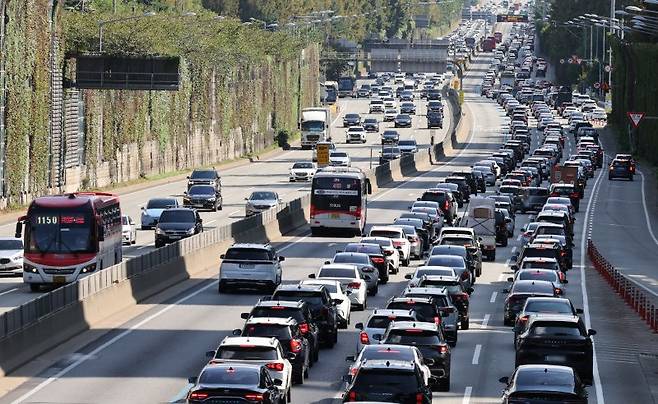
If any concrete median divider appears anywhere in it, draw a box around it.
[0,97,464,378]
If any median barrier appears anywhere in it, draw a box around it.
[0,95,464,378]
[587,239,658,333]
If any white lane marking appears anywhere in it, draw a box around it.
[481,314,490,328]
[511,246,517,254]
[639,171,658,247]
[516,234,522,241]
[277,235,310,253]
[169,383,193,403]
[136,243,153,250]
[228,210,241,217]
[204,220,216,226]
[489,291,497,303]
[580,163,606,404]
[9,280,220,404]
[462,386,473,404]
[0,287,19,297]
[471,344,482,365]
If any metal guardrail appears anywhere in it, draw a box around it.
[587,239,658,332]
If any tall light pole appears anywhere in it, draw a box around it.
[98,11,157,52]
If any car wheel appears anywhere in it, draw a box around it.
[287,388,291,403]
[503,317,513,326]
[630,175,634,181]
[292,368,304,385]
[29,283,41,292]
[304,366,309,379]
[154,240,164,248]
[461,317,470,330]
[218,281,228,294]
[403,256,410,266]
[131,235,137,244]
[439,375,451,392]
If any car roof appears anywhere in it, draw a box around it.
[219,336,279,348]
[275,284,325,292]
[527,313,581,325]
[321,263,359,271]
[404,286,449,296]
[230,243,272,250]
[359,359,416,371]
[245,317,297,326]
[255,299,304,308]
[386,321,439,332]
[521,257,558,263]
[369,309,416,318]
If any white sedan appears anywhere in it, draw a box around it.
[289,161,317,182]
[309,263,368,310]
[329,150,351,167]
[301,279,352,328]
[121,215,137,245]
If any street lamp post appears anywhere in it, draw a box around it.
[98,11,157,52]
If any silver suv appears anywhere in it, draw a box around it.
[218,243,284,293]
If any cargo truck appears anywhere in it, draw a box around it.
[300,108,332,149]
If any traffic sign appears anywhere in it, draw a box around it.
[560,58,565,64]
[627,111,645,128]
[594,82,601,89]
[316,142,331,167]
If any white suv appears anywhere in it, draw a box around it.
[368,226,412,266]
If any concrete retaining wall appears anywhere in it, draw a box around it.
[0,102,463,378]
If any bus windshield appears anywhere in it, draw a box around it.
[27,208,94,254]
[312,177,362,212]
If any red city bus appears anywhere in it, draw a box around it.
[15,192,122,291]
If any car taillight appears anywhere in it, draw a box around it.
[570,192,579,198]
[299,322,309,334]
[352,207,362,218]
[461,271,470,280]
[518,315,529,325]
[244,393,264,402]
[434,316,441,325]
[350,367,358,375]
[189,392,209,400]
[290,339,303,353]
[348,282,361,289]
[416,393,424,404]
[550,192,559,197]
[384,249,394,256]
[371,257,385,264]
[444,201,450,210]
[438,345,449,354]
[360,331,370,344]
[555,287,562,295]
[266,362,285,371]
[347,391,358,401]
[310,204,316,219]
[560,250,566,256]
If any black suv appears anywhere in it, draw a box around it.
[187,363,284,404]
[154,208,203,248]
[183,184,222,211]
[380,321,451,391]
[515,314,597,385]
[234,317,310,385]
[271,284,339,347]
[385,297,442,327]
[427,111,443,128]
[381,130,400,145]
[502,280,559,326]
[608,158,634,181]
[241,299,320,363]
[402,287,460,346]
[343,243,389,283]
[187,168,221,192]
[343,359,433,403]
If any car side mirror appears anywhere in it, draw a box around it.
[333,298,343,305]
[576,308,584,314]
[417,197,421,201]
[324,260,331,265]
[240,312,250,319]
[244,197,249,201]
[588,329,597,336]
[188,376,198,384]
[498,376,509,384]
[220,254,225,259]
[183,191,187,195]
[502,288,510,294]
[308,274,316,279]
[278,256,285,262]
[286,352,297,361]
[405,274,412,279]
[232,329,242,336]
[342,375,352,383]
[345,355,356,362]
[272,378,283,387]
[562,279,569,284]
[205,350,215,359]
[354,322,364,330]
[345,289,352,295]
[510,264,519,272]
[467,287,474,295]
[372,334,382,341]
[507,277,514,282]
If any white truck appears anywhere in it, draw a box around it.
[300,107,332,150]
[461,197,497,261]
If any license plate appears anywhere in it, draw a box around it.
[545,355,566,362]
[53,275,66,283]
[331,213,340,219]
[239,263,255,269]
[169,235,181,240]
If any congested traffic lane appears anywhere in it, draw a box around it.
[0,49,495,404]
[0,87,449,313]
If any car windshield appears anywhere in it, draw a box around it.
[370,230,402,239]
[199,367,260,386]
[250,192,276,200]
[529,323,582,337]
[318,267,356,278]
[147,199,176,209]
[364,119,377,124]
[0,239,23,250]
[345,244,379,255]
[224,248,271,261]
[499,186,520,194]
[525,301,573,314]
[385,330,440,345]
[331,152,348,158]
[188,185,215,195]
[352,370,419,393]
[518,271,558,282]
[426,256,465,268]
[190,170,216,180]
[383,131,399,137]
[293,162,314,169]
[512,282,554,294]
[515,369,574,388]
[386,302,436,321]
[440,238,470,247]
[334,254,369,265]
[367,316,413,329]
[537,227,564,236]
[360,346,414,362]
[243,324,292,339]
[250,306,303,322]
[522,261,558,270]
[361,238,392,248]
[159,210,195,223]
[399,140,416,146]
[216,346,278,361]
[272,291,324,306]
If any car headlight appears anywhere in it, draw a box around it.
[186,228,195,235]
[155,228,164,235]
[208,197,215,202]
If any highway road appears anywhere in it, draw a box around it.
[0,76,449,314]
[1,20,657,404]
